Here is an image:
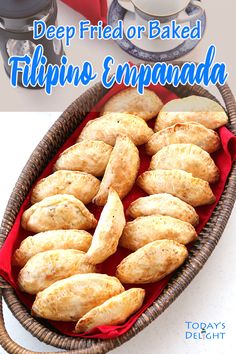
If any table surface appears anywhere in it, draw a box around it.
[0,0,236,353]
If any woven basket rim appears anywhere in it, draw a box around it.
[1,66,236,353]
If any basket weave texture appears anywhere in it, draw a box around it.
[1,63,236,353]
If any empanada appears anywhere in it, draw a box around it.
[77,113,153,146]
[18,249,96,294]
[13,230,92,267]
[86,189,125,264]
[32,273,125,321]
[146,122,221,155]
[101,88,163,121]
[120,215,197,251]
[127,193,199,226]
[21,194,97,233]
[137,169,215,207]
[54,141,112,177]
[75,288,145,333]
[150,144,219,183]
[155,96,228,131]
[116,240,188,284]
[31,171,100,204]
[93,135,140,206]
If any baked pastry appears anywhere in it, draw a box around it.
[116,240,188,284]
[101,88,163,121]
[21,194,97,233]
[137,169,216,207]
[13,230,92,267]
[75,288,145,333]
[86,189,125,264]
[18,249,96,294]
[146,122,221,155]
[127,193,199,226]
[120,215,197,251]
[155,96,228,131]
[150,144,219,183]
[32,273,125,321]
[77,113,153,146]
[93,135,140,206]
[54,141,112,177]
[31,171,100,205]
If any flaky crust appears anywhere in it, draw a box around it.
[32,273,125,321]
[54,141,112,177]
[116,240,188,284]
[13,230,92,267]
[120,215,197,251]
[75,288,145,333]
[146,122,221,155]
[31,171,100,204]
[101,88,163,121]
[127,193,199,226]
[77,113,153,146]
[93,135,140,206]
[155,96,228,131]
[150,144,219,183]
[18,250,96,294]
[137,169,215,207]
[86,189,126,264]
[21,194,97,233]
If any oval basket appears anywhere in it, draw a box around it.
[1,62,236,354]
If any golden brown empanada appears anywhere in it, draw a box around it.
[116,240,188,284]
[101,88,163,121]
[120,215,197,251]
[93,135,140,206]
[155,96,228,131]
[18,250,96,294]
[32,273,125,321]
[21,194,97,233]
[86,189,125,264]
[31,171,100,205]
[150,144,219,183]
[13,230,92,267]
[54,141,112,177]
[146,122,221,155]
[75,288,145,333]
[137,169,215,207]
[127,193,199,226]
[77,113,153,146]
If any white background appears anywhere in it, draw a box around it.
[0,0,236,353]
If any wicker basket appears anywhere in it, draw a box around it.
[1,62,236,354]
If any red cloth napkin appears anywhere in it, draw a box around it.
[0,83,236,339]
[61,0,108,24]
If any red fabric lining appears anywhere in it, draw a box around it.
[60,0,108,25]
[0,83,236,339]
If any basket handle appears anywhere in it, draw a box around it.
[217,83,236,133]
[0,287,79,354]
